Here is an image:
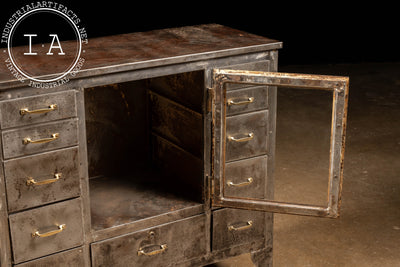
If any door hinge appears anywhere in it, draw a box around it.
[207,174,215,200]
[206,87,214,114]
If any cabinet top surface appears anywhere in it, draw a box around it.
[0,24,281,89]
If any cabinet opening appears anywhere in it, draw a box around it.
[84,71,204,231]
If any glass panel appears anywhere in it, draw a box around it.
[274,87,332,206]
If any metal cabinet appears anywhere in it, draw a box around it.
[0,24,348,266]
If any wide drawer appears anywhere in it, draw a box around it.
[14,247,84,267]
[224,155,267,199]
[226,85,268,116]
[225,110,268,162]
[2,118,78,159]
[4,147,80,213]
[212,208,265,251]
[0,90,77,129]
[91,214,207,267]
[9,198,84,264]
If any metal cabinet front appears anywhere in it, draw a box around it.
[212,208,266,251]
[91,214,207,267]
[0,90,77,129]
[224,156,267,199]
[9,198,84,264]
[2,118,78,159]
[225,110,269,162]
[4,147,80,212]
[13,247,84,267]
[226,85,269,115]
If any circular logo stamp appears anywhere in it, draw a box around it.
[1,2,88,88]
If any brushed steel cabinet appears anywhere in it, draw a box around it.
[0,24,349,267]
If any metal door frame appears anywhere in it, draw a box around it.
[212,69,349,218]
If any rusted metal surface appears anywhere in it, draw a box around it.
[0,90,77,129]
[2,118,78,159]
[4,147,80,212]
[149,90,203,158]
[8,198,84,263]
[212,69,349,218]
[89,174,201,232]
[14,247,85,267]
[226,85,269,115]
[225,110,269,161]
[0,23,351,266]
[225,156,267,199]
[91,214,207,267]
[0,24,282,89]
[212,208,266,251]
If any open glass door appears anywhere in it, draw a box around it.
[212,69,349,218]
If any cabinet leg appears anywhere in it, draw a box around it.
[250,247,273,267]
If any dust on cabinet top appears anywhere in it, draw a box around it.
[0,24,282,89]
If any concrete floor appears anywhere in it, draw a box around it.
[208,62,400,266]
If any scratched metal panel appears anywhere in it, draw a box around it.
[4,147,80,212]
[9,198,83,264]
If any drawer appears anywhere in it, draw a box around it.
[212,208,265,251]
[224,60,271,91]
[9,198,83,264]
[225,155,267,199]
[2,118,78,159]
[225,110,268,162]
[0,90,77,129]
[226,85,268,116]
[14,247,84,267]
[91,214,207,267]
[4,147,80,213]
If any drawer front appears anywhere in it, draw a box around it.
[225,156,267,199]
[9,198,84,263]
[225,110,268,162]
[2,119,78,159]
[4,147,80,212]
[91,214,207,267]
[0,91,77,129]
[212,208,265,251]
[226,85,268,116]
[224,60,270,91]
[14,247,84,267]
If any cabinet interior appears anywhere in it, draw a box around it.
[84,71,204,231]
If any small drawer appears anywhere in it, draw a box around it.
[14,247,84,267]
[4,147,80,212]
[2,118,78,159]
[212,208,265,251]
[9,198,84,264]
[226,86,268,116]
[225,155,267,199]
[0,90,77,129]
[225,110,268,162]
[91,214,207,267]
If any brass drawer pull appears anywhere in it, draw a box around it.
[26,173,62,186]
[138,244,167,256]
[228,132,254,142]
[228,220,253,231]
[20,104,58,115]
[228,97,254,106]
[23,133,59,145]
[227,177,253,187]
[32,224,66,238]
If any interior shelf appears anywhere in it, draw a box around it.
[89,168,202,231]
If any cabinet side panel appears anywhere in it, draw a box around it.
[0,115,12,267]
